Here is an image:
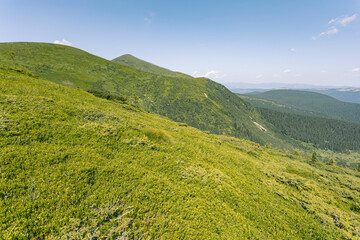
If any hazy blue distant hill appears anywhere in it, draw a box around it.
[309,88,360,104]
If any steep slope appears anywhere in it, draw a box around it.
[0,42,288,146]
[245,89,360,123]
[1,68,360,239]
[113,54,191,78]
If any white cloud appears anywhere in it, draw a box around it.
[256,74,264,79]
[321,70,327,73]
[290,48,296,52]
[312,26,338,40]
[352,68,360,72]
[313,14,356,40]
[328,14,357,26]
[283,69,291,73]
[53,39,72,46]
[273,74,280,78]
[204,70,222,79]
[193,70,225,79]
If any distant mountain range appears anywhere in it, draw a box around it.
[226,82,353,90]
[242,89,360,124]
[230,83,360,104]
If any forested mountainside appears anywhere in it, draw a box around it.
[245,89,360,123]
[257,107,360,152]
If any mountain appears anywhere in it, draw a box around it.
[227,82,348,91]
[244,89,360,124]
[309,88,360,104]
[113,54,191,78]
[1,67,360,239]
[0,42,295,147]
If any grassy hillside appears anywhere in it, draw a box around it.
[245,89,360,123]
[1,68,360,239]
[0,43,255,142]
[113,54,191,78]
[0,42,297,148]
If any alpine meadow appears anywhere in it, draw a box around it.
[1,1,360,239]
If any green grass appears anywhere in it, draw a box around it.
[0,42,303,150]
[1,68,360,239]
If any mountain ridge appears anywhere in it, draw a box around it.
[113,54,191,78]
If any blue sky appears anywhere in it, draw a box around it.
[1,0,360,87]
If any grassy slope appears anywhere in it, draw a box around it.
[1,68,360,239]
[245,89,360,123]
[113,54,191,78]
[0,42,288,147]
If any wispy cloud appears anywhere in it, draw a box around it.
[312,26,338,40]
[352,68,360,72]
[256,74,264,79]
[53,39,72,46]
[290,48,296,52]
[328,14,357,26]
[204,70,224,79]
[283,69,291,73]
[144,12,156,24]
[193,70,226,79]
[313,14,357,40]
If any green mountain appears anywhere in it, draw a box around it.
[113,54,191,78]
[310,88,360,104]
[1,67,360,239]
[244,89,360,123]
[240,93,360,152]
[0,42,293,147]
[257,107,360,152]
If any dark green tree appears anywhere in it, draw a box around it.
[327,157,336,166]
[311,151,318,164]
[8,51,16,67]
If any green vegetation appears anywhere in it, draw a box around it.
[0,42,298,148]
[113,54,191,78]
[311,88,360,104]
[244,89,360,123]
[257,107,360,152]
[1,67,360,239]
